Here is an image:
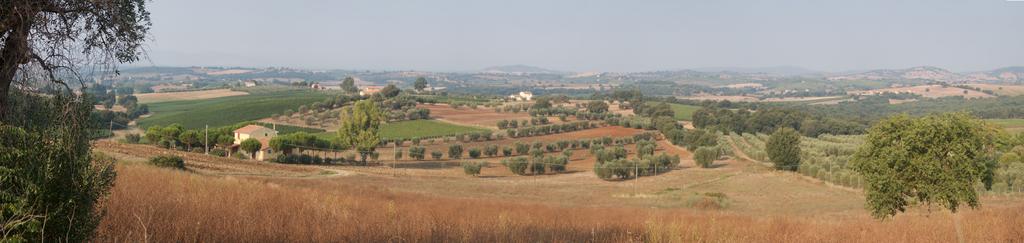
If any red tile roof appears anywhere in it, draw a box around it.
[234,124,270,134]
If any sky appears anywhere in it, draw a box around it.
[143,0,1024,73]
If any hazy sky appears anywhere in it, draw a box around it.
[144,0,1024,72]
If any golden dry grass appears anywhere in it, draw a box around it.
[96,163,1024,242]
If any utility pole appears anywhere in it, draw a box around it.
[204,125,209,154]
[634,159,638,196]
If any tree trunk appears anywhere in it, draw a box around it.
[0,19,32,121]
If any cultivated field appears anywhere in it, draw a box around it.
[420,103,533,128]
[988,119,1024,134]
[135,88,249,104]
[965,83,1024,96]
[379,119,490,139]
[850,84,995,99]
[137,90,333,129]
[655,102,701,121]
[92,133,1024,242]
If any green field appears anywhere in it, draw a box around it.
[244,122,325,135]
[987,119,1024,134]
[137,90,334,129]
[659,102,701,121]
[315,120,488,140]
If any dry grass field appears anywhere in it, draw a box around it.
[850,85,995,99]
[93,144,1024,242]
[965,83,1024,96]
[136,89,249,104]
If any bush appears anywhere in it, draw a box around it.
[448,144,464,159]
[209,148,227,157]
[462,161,487,176]
[548,155,569,173]
[408,147,425,160]
[431,151,444,160]
[502,157,529,175]
[125,133,141,144]
[149,155,185,170]
[530,157,547,175]
[767,127,802,171]
[395,149,404,160]
[484,145,499,157]
[515,142,530,155]
[468,148,482,158]
[694,146,718,168]
[501,146,513,156]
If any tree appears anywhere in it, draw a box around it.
[586,100,609,113]
[414,77,428,91]
[380,84,400,98]
[338,100,384,164]
[179,130,201,151]
[340,77,359,93]
[240,138,262,159]
[766,127,801,171]
[448,144,464,159]
[1,92,117,241]
[852,113,998,219]
[694,147,718,168]
[0,1,151,118]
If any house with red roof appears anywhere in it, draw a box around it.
[232,124,278,160]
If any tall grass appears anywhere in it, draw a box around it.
[97,164,1024,242]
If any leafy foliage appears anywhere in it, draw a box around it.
[767,127,802,171]
[852,113,998,219]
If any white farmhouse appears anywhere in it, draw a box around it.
[231,124,278,160]
[508,91,533,101]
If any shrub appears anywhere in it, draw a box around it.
[394,149,404,160]
[501,157,529,175]
[462,161,487,176]
[125,133,141,144]
[484,145,499,157]
[448,144,464,159]
[502,146,513,156]
[767,127,802,171]
[209,148,227,157]
[408,147,425,160]
[431,151,444,160]
[515,142,530,155]
[548,155,569,173]
[149,155,185,170]
[530,157,547,175]
[468,148,482,158]
[694,146,718,168]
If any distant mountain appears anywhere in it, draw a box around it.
[480,65,565,75]
[692,66,821,76]
[962,66,1024,82]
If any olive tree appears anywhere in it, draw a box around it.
[766,127,801,171]
[852,113,998,219]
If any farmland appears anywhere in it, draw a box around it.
[660,102,701,121]
[989,119,1024,134]
[137,90,334,129]
[380,119,490,139]
[135,88,249,104]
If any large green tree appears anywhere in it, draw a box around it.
[852,113,997,219]
[240,138,262,159]
[338,100,383,164]
[1,92,116,242]
[0,0,151,116]
[1,1,150,241]
[340,77,359,93]
[766,127,801,171]
[413,77,428,91]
